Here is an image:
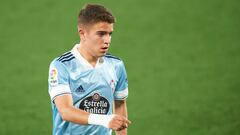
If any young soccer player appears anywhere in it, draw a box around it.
[48,3,131,135]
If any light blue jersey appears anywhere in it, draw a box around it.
[48,44,128,135]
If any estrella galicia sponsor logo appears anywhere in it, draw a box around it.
[75,85,85,93]
[79,93,110,114]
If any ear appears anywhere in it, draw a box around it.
[78,26,86,41]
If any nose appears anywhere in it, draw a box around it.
[104,34,111,45]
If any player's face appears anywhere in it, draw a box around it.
[83,22,113,58]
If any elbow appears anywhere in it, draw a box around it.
[59,107,71,121]
[61,112,68,121]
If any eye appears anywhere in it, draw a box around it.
[96,31,113,37]
[97,31,106,37]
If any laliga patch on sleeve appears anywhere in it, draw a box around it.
[49,68,58,86]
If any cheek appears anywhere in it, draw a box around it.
[93,37,104,45]
[88,35,102,42]
[88,37,102,49]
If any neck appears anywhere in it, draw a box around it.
[78,42,98,67]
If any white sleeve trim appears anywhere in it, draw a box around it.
[49,84,71,101]
[114,88,128,100]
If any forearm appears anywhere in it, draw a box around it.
[55,95,130,130]
[114,100,128,117]
[60,105,124,129]
[114,100,128,135]
[60,106,89,125]
[57,99,115,128]
[54,95,90,125]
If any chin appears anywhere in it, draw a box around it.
[100,51,107,56]
[97,53,106,58]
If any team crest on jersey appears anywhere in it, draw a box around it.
[49,68,58,86]
[110,79,116,92]
[79,93,110,114]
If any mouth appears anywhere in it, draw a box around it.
[100,47,108,52]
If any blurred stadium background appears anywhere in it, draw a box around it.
[0,0,239,134]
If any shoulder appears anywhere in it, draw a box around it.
[104,53,122,62]
[52,51,76,63]
[104,53,126,69]
[50,51,76,68]
[56,51,76,63]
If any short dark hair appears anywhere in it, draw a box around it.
[78,4,115,27]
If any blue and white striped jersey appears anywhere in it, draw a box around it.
[48,44,128,135]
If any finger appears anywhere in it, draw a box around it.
[113,115,124,121]
[111,123,121,131]
[113,120,123,126]
[123,123,128,128]
[124,118,131,124]
[109,120,124,130]
[116,126,124,131]
[113,115,132,124]
[118,124,128,131]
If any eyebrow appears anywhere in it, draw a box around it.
[96,31,113,34]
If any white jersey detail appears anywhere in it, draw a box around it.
[114,88,129,100]
[49,84,71,101]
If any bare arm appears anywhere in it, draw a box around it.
[54,94,129,131]
[54,94,90,124]
[114,100,130,135]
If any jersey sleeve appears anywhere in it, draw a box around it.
[114,61,128,100]
[48,60,71,102]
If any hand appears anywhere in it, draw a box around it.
[108,114,131,131]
